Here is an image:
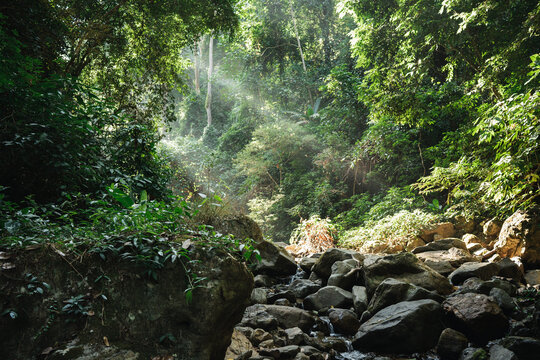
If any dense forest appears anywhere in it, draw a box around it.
[1,0,539,248]
[1,1,540,359]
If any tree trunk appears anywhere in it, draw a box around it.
[194,38,202,94]
[205,36,214,129]
[289,0,312,103]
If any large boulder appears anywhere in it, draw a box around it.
[327,259,360,290]
[417,248,477,276]
[443,293,508,343]
[253,240,298,276]
[448,262,500,285]
[240,304,316,332]
[362,252,454,296]
[412,238,468,254]
[303,286,353,311]
[206,214,264,243]
[436,328,468,360]
[496,336,540,360]
[288,279,321,299]
[353,299,444,354]
[351,286,369,315]
[328,308,360,335]
[494,210,539,265]
[368,278,443,314]
[0,246,253,360]
[311,248,363,279]
[419,222,455,242]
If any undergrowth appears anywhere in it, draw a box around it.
[0,184,259,303]
[339,209,441,253]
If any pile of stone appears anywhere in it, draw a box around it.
[226,213,540,360]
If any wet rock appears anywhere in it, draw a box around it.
[443,293,508,343]
[275,298,292,306]
[359,310,372,323]
[327,259,360,290]
[267,290,296,304]
[311,248,363,279]
[303,286,353,311]
[251,288,268,304]
[459,347,487,360]
[412,238,468,254]
[420,222,455,242]
[436,328,468,360]
[284,327,305,346]
[254,241,298,276]
[368,278,443,314]
[496,336,540,360]
[489,344,517,360]
[243,304,316,332]
[352,299,444,354]
[289,279,321,299]
[351,286,368,315]
[328,308,360,335]
[362,252,454,295]
[448,262,500,285]
[298,346,321,357]
[260,344,300,359]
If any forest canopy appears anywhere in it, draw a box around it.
[1,0,539,246]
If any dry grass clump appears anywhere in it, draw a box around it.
[287,215,336,257]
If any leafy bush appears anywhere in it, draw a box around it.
[339,209,441,253]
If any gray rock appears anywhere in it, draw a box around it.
[368,278,444,314]
[489,344,517,360]
[352,299,444,354]
[351,286,368,315]
[443,293,508,343]
[459,347,487,360]
[274,298,291,306]
[267,290,296,304]
[436,328,468,360]
[525,269,540,285]
[308,271,324,286]
[417,248,477,268]
[284,327,304,346]
[259,345,300,359]
[448,262,500,285]
[497,258,524,282]
[412,238,468,254]
[496,336,540,360]
[328,308,360,335]
[299,255,320,272]
[251,328,273,346]
[262,304,316,332]
[312,248,364,279]
[254,274,274,288]
[254,241,298,276]
[362,252,454,295]
[303,286,353,311]
[289,279,321,299]
[327,259,360,290]
[251,288,268,304]
[49,340,140,360]
[489,287,517,313]
[459,277,517,296]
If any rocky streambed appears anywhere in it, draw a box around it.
[226,237,540,360]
